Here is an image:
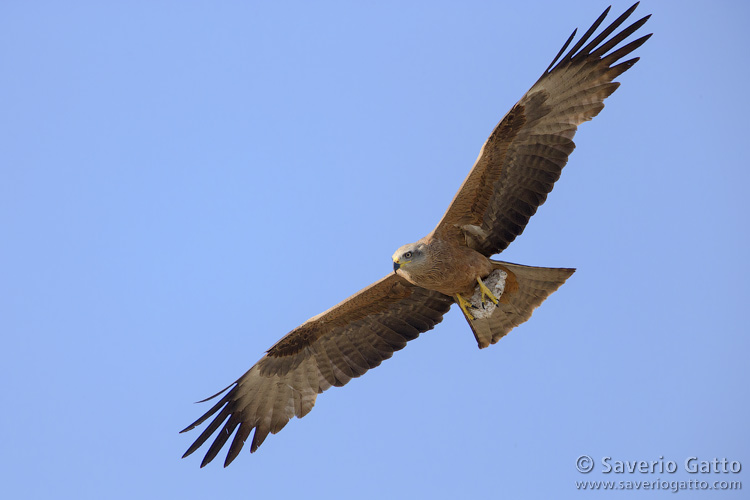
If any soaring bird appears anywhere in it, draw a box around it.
[181,3,651,467]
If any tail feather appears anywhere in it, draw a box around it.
[465,261,575,348]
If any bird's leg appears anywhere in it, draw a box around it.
[455,293,476,321]
[477,277,499,306]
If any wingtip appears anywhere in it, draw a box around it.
[200,454,215,468]
[194,382,235,404]
[623,2,640,16]
[181,441,201,459]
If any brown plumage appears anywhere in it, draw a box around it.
[181,3,651,467]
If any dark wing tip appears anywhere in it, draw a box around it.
[180,384,240,466]
[545,28,577,73]
[193,382,235,404]
[179,385,235,434]
[543,2,649,79]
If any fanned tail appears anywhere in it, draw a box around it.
[462,261,575,348]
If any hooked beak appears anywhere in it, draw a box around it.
[393,260,401,273]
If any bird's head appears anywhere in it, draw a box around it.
[392,242,428,275]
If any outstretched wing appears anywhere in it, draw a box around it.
[431,3,651,256]
[181,274,453,467]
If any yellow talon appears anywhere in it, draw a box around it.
[477,277,499,306]
[455,293,475,321]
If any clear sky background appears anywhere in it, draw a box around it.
[2,1,748,498]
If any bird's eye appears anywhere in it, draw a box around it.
[403,251,412,259]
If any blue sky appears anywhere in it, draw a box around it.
[2,1,748,498]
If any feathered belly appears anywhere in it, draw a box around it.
[401,243,493,297]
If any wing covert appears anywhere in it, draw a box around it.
[180,274,453,467]
[432,3,651,256]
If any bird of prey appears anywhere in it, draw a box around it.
[182,3,651,467]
